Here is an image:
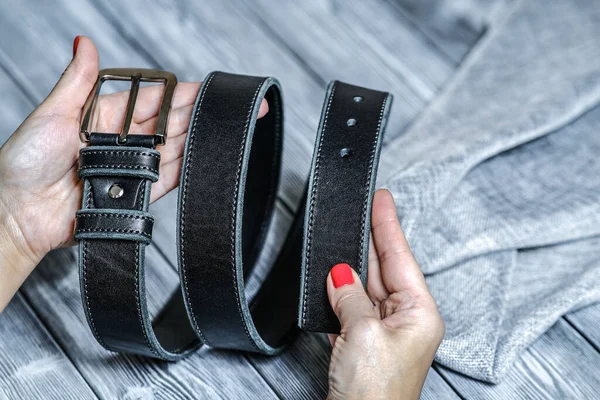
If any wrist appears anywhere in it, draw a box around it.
[0,197,40,311]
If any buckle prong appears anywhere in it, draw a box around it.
[119,73,141,143]
[79,68,177,146]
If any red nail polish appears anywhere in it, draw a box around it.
[73,36,81,56]
[331,263,354,288]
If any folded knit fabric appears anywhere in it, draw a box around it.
[379,0,600,383]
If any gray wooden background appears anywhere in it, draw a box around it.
[1,0,600,399]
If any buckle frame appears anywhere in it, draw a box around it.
[79,68,177,146]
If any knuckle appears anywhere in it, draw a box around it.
[353,317,382,334]
[335,290,365,310]
[342,317,383,341]
[378,246,413,264]
[70,64,97,87]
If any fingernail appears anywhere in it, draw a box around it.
[331,263,354,288]
[73,36,81,57]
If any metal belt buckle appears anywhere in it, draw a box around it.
[79,68,177,146]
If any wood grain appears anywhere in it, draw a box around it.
[235,0,455,142]
[2,0,598,399]
[0,55,35,136]
[438,319,600,399]
[389,0,507,64]
[566,304,600,351]
[23,247,279,399]
[0,294,97,399]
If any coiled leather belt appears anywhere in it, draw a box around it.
[74,69,392,360]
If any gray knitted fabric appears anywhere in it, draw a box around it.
[379,0,600,383]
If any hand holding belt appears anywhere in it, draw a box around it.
[74,69,392,358]
[74,69,200,360]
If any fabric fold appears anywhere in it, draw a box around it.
[381,0,600,382]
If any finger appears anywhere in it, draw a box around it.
[155,132,188,167]
[93,103,194,138]
[92,82,200,133]
[328,334,338,347]
[137,82,202,121]
[326,263,379,330]
[147,97,270,203]
[37,36,99,120]
[97,83,269,126]
[136,97,268,135]
[136,104,194,138]
[371,189,429,296]
[258,99,269,118]
[97,82,201,125]
[150,156,182,203]
[367,234,389,305]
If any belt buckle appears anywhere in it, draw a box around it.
[79,68,177,146]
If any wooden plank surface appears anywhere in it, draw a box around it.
[566,304,600,351]
[237,0,455,142]
[437,319,600,399]
[388,0,508,64]
[23,248,279,399]
[1,0,599,399]
[0,294,97,400]
[0,54,35,134]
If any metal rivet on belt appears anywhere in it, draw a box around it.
[108,184,124,199]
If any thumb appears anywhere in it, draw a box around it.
[327,263,378,330]
[37,36,99,120]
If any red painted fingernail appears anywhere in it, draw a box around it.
[73,36,81,56]
[331,263,354,288]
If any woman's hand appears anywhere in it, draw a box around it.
[0,36,266,310]
[326,189,445,400]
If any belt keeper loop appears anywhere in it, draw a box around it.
[74,209,154,245]
[78,147,161,182]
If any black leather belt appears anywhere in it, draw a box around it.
[74,69,392,359]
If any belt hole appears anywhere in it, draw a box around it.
[353,96,364,103]
[346,118,357,127]
[340,148,353,158]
